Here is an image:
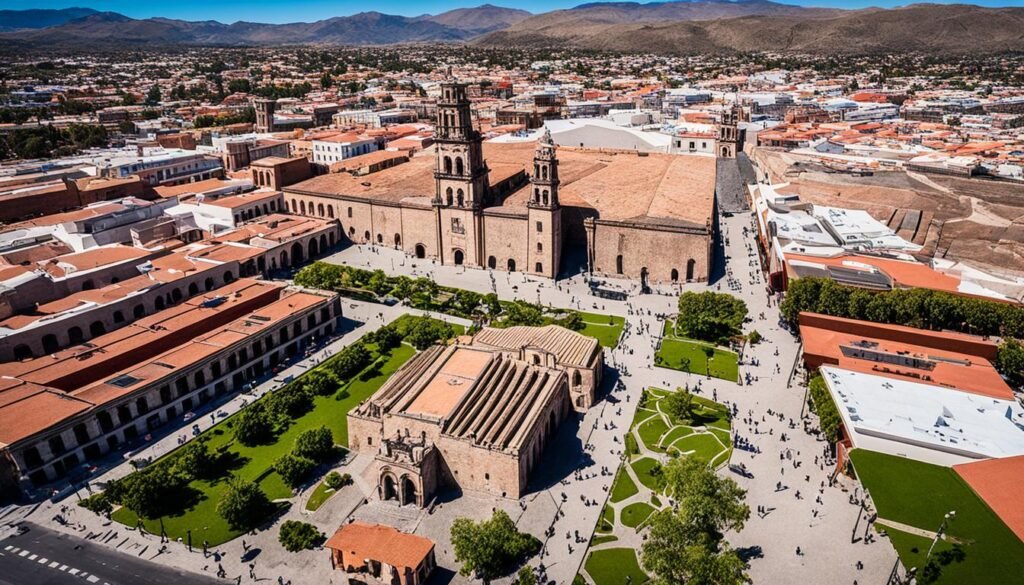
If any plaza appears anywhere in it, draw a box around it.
[3,211,897,585]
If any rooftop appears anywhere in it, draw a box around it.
[325,522,434,571]
[821,366,1024,465]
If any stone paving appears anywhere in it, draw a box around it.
[3,208,898,585]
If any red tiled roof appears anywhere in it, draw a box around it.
[325,522,433,570]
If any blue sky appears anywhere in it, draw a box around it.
[6,0,1024,24]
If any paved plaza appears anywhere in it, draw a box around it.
[0,211,896,585]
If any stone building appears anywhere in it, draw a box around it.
[717,102,744,159]
[347,325,602,506]
[283,82,718,285]
[0,279,344,495]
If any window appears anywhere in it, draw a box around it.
[536,221,543,233]
[535,262,543,273]
[537,242,543,252]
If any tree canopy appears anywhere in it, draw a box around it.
[641,457,750,585]
[450,509,542,583]
[676,292,748,344]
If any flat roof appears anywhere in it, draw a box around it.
[0,279,279,391]
[821,366,1024,463]
[800,314,1010,400]
[403,347,492,418]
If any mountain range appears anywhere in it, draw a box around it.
[1,2,1023,54]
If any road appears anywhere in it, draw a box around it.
[0,523,224,585]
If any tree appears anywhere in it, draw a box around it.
[807,375,842,443]
[405,317,454,350]
[233,403,275,446]
[172,439,218,480]
[327,342,371,379]
[301,369,338,396]
[274,453,316,488]
[641,457,750,585]
[145,84,161,106]
[642,513,747,585]
[294,426,335,461]
[227,79,252,94]
[120,466,184,519]
[373,325,402,351]
[997,338,1024,390]
[319,73,333,89]
[515,566,538,585]
[663,388,694,423]
[217,477,272,530]
[676,292,748,344]
[279,520,323,552]
[450,509,542,583]
[324,471,351,489]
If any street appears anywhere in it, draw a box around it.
[0,522,223,585]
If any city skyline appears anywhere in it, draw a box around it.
[7,0,1024,25]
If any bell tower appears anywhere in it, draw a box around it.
[717,101,743,159]
[528,128,562,278]
[434,82,489,267]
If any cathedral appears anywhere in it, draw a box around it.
[284,82,719,284]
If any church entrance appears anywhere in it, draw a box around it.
[415,244,426,259]
[507,259,516,271]
[453,249,465,265]
[382,474,398,501]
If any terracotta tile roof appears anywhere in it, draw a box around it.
[325,522,434,570]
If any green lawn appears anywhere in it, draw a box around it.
[610,468,639,503]
[109,339,418,546]
[668,433,725,462]
[585,548,649,585]
[850,449,1024,584]
[577,312,626,348]
[631,457,665,493]
[591,535,619,547]
[637,417,670,452]
[597,504,615,533]
[305,480,338,512]
[656,337,739,381]
[620,502,656,529]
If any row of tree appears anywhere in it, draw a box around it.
[781,277,1024,388]
[294,262,586,332]
[1,123,108,160]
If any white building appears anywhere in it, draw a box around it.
[311,133,378,166]
[821,366,1024,467]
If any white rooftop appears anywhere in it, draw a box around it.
[821,366,1024,466]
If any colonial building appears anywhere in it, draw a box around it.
[717,102,744,159]
[347,325,602,506]
[326,522,435,585]
[284,82,718,285]
[0,279,344,495]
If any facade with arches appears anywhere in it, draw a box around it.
[283,83,716,284]
[348,325,602,505]
[0,281,344,494]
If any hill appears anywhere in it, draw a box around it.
[475,3,1024,54]
[0,7,98,31]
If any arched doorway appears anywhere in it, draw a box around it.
[453,249,464,265]
[414,244,426,259]
[308,237,319,258]
[291,242,304,265]
[671,268,679,282]
[507,258,516,272]
[382,474,398,501]
[394,233,401,248]
[401,476,417,506]
[616,255,624,275]
[686,259,696,281]
[640,267,649,289]
[487,256,496,269]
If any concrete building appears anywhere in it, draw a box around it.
[285,82,718,285]
[311,133,379,167]
[347,325,602,504]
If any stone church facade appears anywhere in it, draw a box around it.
[347,325,603,505]
[283,82,719,285]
